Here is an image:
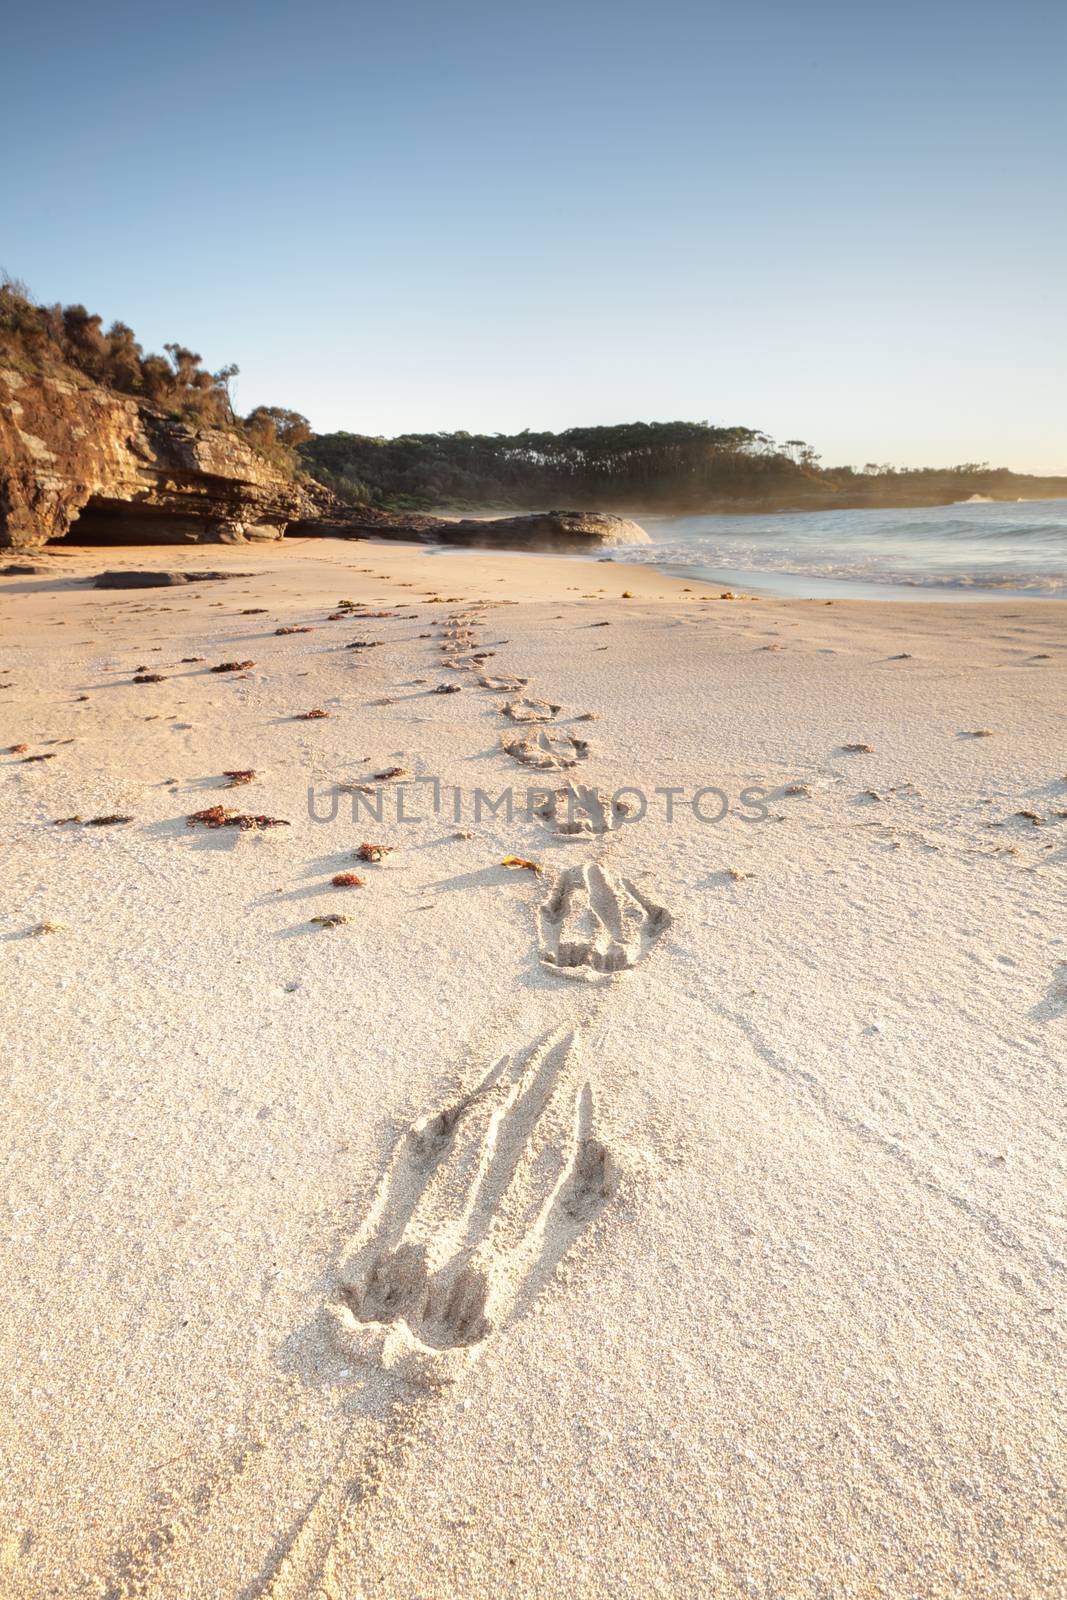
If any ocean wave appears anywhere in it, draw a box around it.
[619,501,1067,596]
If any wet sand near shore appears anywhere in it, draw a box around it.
[1,539,1064,1598]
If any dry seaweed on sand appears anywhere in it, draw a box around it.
[186,806,289,830]
[275,626,312,635]
[331,872,365,887]
[210,660,255,673]
[53,815,83,826]
[133,673,166,684]
[356,842,394,862]
[297,708,329,720]
[87,814,134,826]
[433,683,462,694]
[311,913,351,928]
[841,742,875,754]
[223,769,256,787]
[501,854,542,872]
[240,608,268,615]
[373,766,408,781]
[181,656,205,663]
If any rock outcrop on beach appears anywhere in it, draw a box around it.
[0,367,314,550]
[302,506,650,550]
[435,510,649,549]
[0,371,647,553]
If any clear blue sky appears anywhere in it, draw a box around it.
[4,0,1064,470]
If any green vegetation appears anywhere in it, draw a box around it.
[0,276,310,472]
[300,426,1067,514]
[300,422,817,510]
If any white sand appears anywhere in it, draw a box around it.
[0,538,1063,1598]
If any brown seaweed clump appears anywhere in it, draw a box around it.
[373,766,408,781]
[332,872,365,887]
[186,806,289,830]
[86,815,134,826]
[275,626,312,635]
[223,770,256,787]
[133,673,166,684]
[297,708,330,720]
[210,660,255,674]
[356,842,394,862]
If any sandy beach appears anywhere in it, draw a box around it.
[1,536,1064,1599]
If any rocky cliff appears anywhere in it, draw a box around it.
[0,367,313,549]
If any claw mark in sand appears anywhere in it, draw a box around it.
[328,1028,616,1387]
[539,861,672,979]
[502,728,590,769]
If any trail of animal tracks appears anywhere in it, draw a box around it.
[1,541,1064,1598]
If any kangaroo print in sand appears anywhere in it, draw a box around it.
[540,781,627,836]
[538,860,672,979]
[329,1029,615,1387]
[502,727,590,768]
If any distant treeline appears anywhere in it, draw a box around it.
[5,276,1064,512]
[0,276,311,472]
[301,422,819,510]
[300,425,1067,513]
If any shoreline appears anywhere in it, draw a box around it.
[406,537,1067,603]
[1,538,1064,1598]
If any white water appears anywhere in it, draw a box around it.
[610,500,1067,599]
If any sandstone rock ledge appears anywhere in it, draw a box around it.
[436,511,649,549]
[304,507,650,551]
[0,368,312,550]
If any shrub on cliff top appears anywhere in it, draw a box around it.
[0,274,308,472]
